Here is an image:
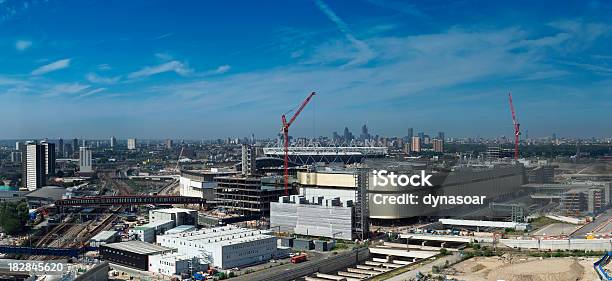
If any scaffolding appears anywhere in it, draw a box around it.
[353,168,370,240]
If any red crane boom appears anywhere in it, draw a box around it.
[281,92,316,195]
[508,92,520,160]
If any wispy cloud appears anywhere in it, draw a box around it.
[42,82,90,97]
[79,88,106,98]
[86,73,121,84]
[155,33,173,40]
[31,59,71,75]
[97,64,112,71]
[15,40,32,51]
[314,0,375,66]
[128,60,193,79]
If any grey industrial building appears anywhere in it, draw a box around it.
[270,195,354,240]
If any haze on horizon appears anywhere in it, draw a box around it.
[1,0,611,139]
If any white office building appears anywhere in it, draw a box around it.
[25,143,46,191]
[149,252,206,277]
[79,146,93,173]
[157,226,278,269]
[127,138,137,150]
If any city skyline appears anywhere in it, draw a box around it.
[1,0,612,138]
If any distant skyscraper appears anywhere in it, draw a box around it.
[360,124,371,140]
[127,138,137,150]
[72,138,78,155]
[41,141,56,177]
[165,139,173,149]
[24,143,46,191]
[58,138,64,158]
[79,147,93,173]
[343,127,353,141]
[417,132,425,140]
[433,139,444,153]
[411,136,421,153]
[407,128,414,141]
[438,132,445,142]
[110,136,116,148]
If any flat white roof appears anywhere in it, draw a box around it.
[134,220,174,230]
[90,230,117,241]
[439,218,529,229]
[158,226,275,247]
[151,208,197,214]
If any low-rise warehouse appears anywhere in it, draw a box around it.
[157,226,278,269]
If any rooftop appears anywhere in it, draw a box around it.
[158,226,275,247]
[90,230,117,241]
[134,220,174,230]
[151,208,197,214]
[102,240,173,255]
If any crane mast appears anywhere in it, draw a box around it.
[281,92,316,195]
[508,92,520,160]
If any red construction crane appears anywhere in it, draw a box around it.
[508,92,520,160]
[281,92,316,195]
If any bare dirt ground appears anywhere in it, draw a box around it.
[446,256,599,281]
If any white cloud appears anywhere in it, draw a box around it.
[43,83,90,97]
[314,0,375,66]
[214,65,231,74]
[97,64,112,71]
[86,73,121,84]
[31,59,71,75]
[15,40,32,51]
[128,60,193,79]
[79,88,106,98]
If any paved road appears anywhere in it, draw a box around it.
[573,209,612,238]
[384,253,462,281]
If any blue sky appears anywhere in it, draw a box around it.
[1,0,611,139]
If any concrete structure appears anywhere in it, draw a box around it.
[100,241,173,271]
[130,220,175,243]
[179,169,235,199]
[79,146,93,173]
[527,165,556,184]
[149,208,197,226]
[501,238,612,251]
[127,138,137,150]
[156,226,278,269]
[165,139,173,149]
[110,136,116,148]
[24,143,46,191]
[270,195,354,240]
[89,230,119,247]
[439,218,531,231]
[149,252,206,277]
[241,144,257,176]
[214,175,286,216]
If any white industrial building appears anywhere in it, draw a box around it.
[270,195,354,240]
[150,208,197,226]
[130,220,175,243]
[89,230,118,247]
[156,226,278,269]
[148,252,206,277]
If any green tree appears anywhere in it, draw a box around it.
[0,200,30,235]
